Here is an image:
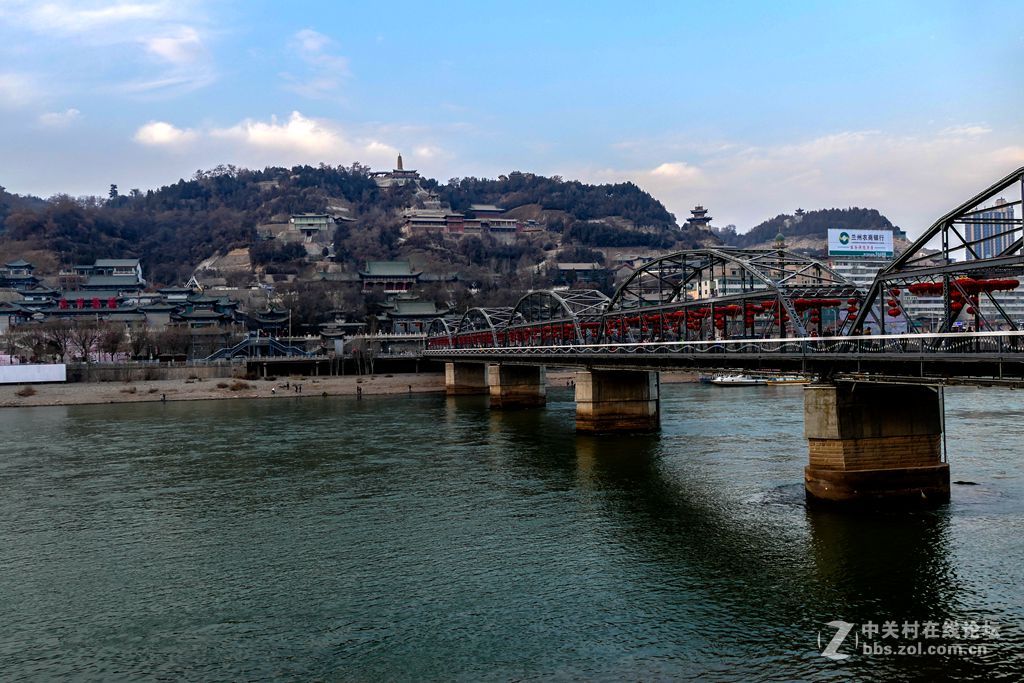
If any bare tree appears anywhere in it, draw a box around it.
[156,325,191,357]
[1,327,20,360]
[70,319,104,363]
[99,323,125,361]
[128,327,152,359]
[41,318,75,362]
[18,324,48,362]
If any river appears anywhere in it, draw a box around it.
[1,384,1021,681]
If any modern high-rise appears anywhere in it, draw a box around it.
[964,197,1015,260]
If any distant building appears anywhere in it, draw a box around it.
[468,204,504,219]
[380,298,449,334]
[370,153,421,187]
[964,198,1015,260]
[553,262,611,287]
[685,205,713,230]
[402,209,465,237]
[0,259,39,288]
[359,261,421,294]
[290,214,335,241]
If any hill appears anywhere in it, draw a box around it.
[0,165,702,286]
[731,207,897,249]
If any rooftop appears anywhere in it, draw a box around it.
[362,261,418,277]
[94,258,141,268]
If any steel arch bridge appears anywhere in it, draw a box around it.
[854,166,1024,334]
[428,249,862,350]
[507,289,610,346]
[603,248,862,341]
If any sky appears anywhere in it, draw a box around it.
[0,0,1022,236]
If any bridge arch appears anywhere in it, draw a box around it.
[426,317,457,348]
[455,307,514,347]
[854,166,1024,334]
[604,248,860,340]
[508,289,609,345]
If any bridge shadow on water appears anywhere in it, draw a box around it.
[443,388,1013,681]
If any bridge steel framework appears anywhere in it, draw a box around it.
[854,165,1024,334]
[425,168,1024,510]
[604,248,863,341]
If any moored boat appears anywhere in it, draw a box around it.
[709,374,768,386]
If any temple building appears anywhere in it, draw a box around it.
[685,205,713,230]
[359,261,421,294]
[370,153,421,187]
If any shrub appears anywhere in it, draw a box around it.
[229,381,251,391]
[15,386,36,397]
[216,382,229,389]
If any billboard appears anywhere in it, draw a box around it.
[0,363,66,384]
[827,229,893,257]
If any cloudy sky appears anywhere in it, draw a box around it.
[0,0,1022,235]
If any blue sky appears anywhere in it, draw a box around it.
[1,0,1022,235]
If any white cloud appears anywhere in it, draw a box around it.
[133,120,197,146]
[129,111,423,171]
[8,1,180,36]
[38,107,81,127]
[583,126,1024,237]
[650,161,703,182]
[283,28,349,99]
[939,124,992,138]
[208,111,397,166]
[144,26,203,65]
[0,1,214,96]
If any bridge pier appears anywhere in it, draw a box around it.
[803,382,950,508]
[575,369,660,433]
[444,362,489,396]
[489,365,546,409]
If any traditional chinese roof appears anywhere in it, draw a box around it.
[4,259,32,268]
[82,275,143,289]
[386,300,448,317]
[361,261,419,277]
[93,258,140,268]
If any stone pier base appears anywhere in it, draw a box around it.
[444,362,489,396]
[489,365,546,409]
[804,382,950,507]
[575,369,659,433]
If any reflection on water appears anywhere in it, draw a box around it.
[0,386,1021,680]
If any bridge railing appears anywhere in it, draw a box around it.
[424,330,1024,356]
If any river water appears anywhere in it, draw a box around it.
[1,384,1022,681]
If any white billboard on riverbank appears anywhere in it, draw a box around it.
[828,229,893,256]
[0,364,67,384]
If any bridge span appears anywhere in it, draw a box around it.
[423,167,1024,509]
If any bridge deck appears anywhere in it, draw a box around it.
[425,331,1024,384]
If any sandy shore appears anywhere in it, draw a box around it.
[0,369,702,409]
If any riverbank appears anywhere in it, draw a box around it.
[0,369,702,409]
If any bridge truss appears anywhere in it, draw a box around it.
[854,166,1024,333]
[603,248,862,341]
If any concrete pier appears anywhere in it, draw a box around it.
[488,364,546,409]
[575,369,660,433]
[445,362,489,396]
[803,382,950,507]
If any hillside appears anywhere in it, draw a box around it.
[731,207,897,250]
[0,165,702,286]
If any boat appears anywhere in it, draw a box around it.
[765,375,812,385]
[709,374,768,386]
